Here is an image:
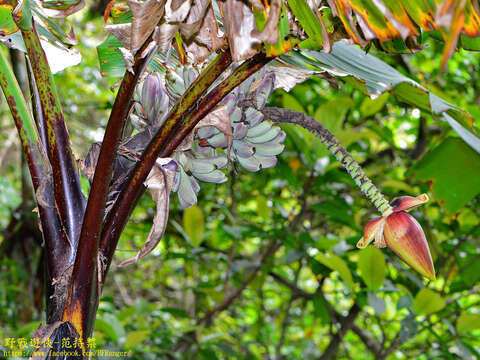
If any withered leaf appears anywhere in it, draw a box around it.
[118,158,177,266]
[177,104,233,152]
[266,63,315,91]
[332,1,368,46]
[220,0,263,61]
[35,176,54,209]
[251,0,281,44]
[179,0,210,41]
[30,321,63,360]
[81,142,102,183]
[119,47,135,73]
[105,22,132,48]
[182,0,226,64]
[165,0,192,22]
[154,22,178,53]
[196,104,233,153]
[129,0,166,52]
[106,0,166,53]
[171,0,187,12]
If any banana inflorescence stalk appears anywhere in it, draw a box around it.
[262,107,393,216]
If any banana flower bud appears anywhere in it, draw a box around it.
[357,194,435,280]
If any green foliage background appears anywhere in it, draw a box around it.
[0,9,480,360]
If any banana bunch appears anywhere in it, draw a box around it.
[197,72,285,172]
[165,66,199,100]
[172,146,228,208]
[128,68,285,209]
[131,72,170,133]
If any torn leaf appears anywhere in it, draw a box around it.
[267,62,315,91]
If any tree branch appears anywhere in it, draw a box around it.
[350,323,384,358]
[275,262,302,359]
[268,271,387,359]
[198,240,281,325]
[318,303,361,360]
[269,271,313,300]
[172,169,313,356]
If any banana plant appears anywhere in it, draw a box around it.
[0,0,479,358]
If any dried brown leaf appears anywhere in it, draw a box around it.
[105,23,132,48]
[35,177,54,209]
[129,0,167,52]
[118,158,176,266]
[177,104,233,152]
[267,63,315,91]
[197,104,233,147]
[165,0,192,22]
[251,0,281,44]
[154,22,178,53]
[119,47,135,73]
[177,129,196,152]
[30,321,63,360]
[184,40,212,65]
[182,1,226,64]
[171,0,187,11]
[179,0,210,40]
[106,0,166,53]
[221,0,263,61]
[81,142,102,183]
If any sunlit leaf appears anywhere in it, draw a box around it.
[312,199,357,229]
[357,246,386,291]
[95,314,125,341]
[314,97,354,133]
[413,289,446,315]
[409,137,480,217]
[456,314,480,334]
[41,0,85,18]
[0,4,18,35]
[330,0,480,61]
[124,330,151,349]
[313,296,331,324]
[359,93,389,118]
[316,252,355,289]
[183,205,205,247]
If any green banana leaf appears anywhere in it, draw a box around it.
[281,40,480,153]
